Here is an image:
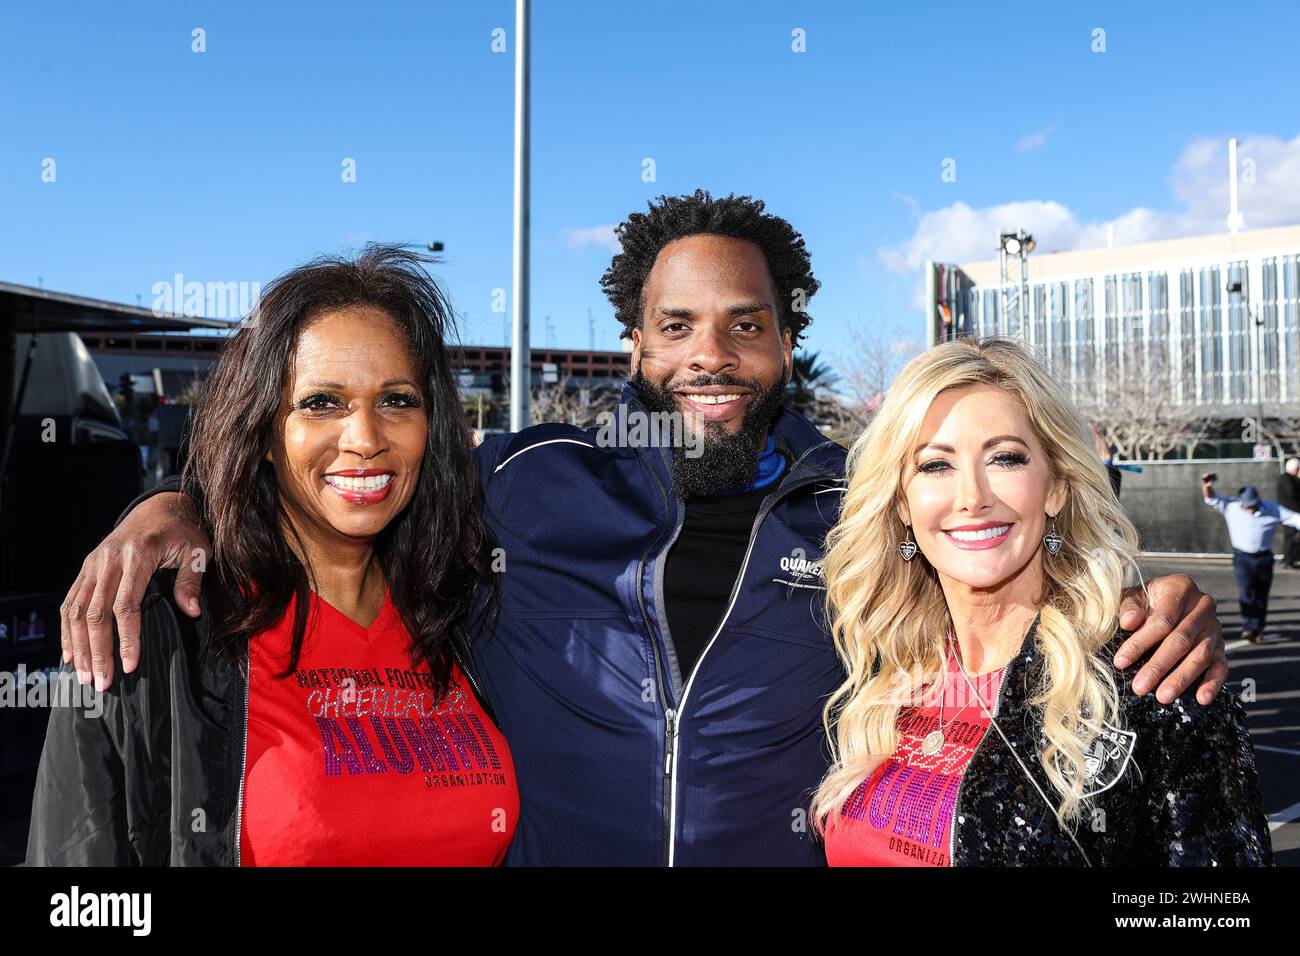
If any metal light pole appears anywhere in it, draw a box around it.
[509,0,531,431]
[1256,305,1267,454]
[997,230,1034,337]
[1230,278,1268,459]
[1251,298,1268,461]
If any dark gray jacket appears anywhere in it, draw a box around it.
[26,572,495,866]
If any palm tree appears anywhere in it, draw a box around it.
[787,351,838,415]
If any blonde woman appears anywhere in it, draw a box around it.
[813,337,1272,867]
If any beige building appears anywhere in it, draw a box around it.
[926,224,1300,418]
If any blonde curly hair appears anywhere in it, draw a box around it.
[811,336,1144,834]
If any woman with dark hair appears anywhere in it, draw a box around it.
[27,245,517,865]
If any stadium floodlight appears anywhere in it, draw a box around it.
[999,231,1035,257]
[997,231,1036,338]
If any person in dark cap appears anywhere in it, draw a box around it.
[1202,472,1300,642]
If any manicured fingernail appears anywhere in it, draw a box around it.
[1133,676,1151,695]
[1114,654,1130,669]
[62,649,71,664]
[76,668,91,686]
[190,598,201,615]
[94,671,105,692]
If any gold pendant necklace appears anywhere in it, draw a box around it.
[920,630,967,755]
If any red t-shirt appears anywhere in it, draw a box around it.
[239,591,518,866]
[825,652,1004,867]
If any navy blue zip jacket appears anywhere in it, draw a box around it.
[470,381,848,865]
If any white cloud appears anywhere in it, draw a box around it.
[1015,123,1056,153]
[878,133,1300,306]
[561,224,620,252]
[891,190,921,216]
[878,199,1080,275]
[1169,134,1300,229]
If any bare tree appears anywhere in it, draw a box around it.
[799,394,862,447]
[1252,402,1300,459]
[1077,345,1216,460]
[530,377,619,428]
[462,388,502,431]
[828,321,925,435]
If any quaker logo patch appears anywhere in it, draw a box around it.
[1053,722,1136,797]
[773,547,826,591]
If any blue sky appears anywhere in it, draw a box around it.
[3,0,1298,372]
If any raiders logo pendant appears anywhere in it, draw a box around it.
[1043,529,1063,555]
[899,539,919,561]
[921,730,944,755]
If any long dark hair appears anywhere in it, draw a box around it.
[182,244,492,697]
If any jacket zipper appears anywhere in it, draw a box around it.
[948,644,1016,866]
[655,509,685,869]
[636,448,684,865]
[450,638,502,732]
[232,661,250,867]
[664,455,839,866]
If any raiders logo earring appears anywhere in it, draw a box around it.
[1043,513,1063,555]
[899,524,919,562]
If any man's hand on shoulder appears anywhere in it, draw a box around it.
[60,491,211,692]
[1114,574,1227,707]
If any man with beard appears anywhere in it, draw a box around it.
[61,191,1228,865]
[631,317,793,678]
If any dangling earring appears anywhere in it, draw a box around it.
[1043,513,1063,555]
[899,524,919,562]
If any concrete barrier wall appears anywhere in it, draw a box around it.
[1115,459,1290,553]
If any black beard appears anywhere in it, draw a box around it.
[634,365,789,499]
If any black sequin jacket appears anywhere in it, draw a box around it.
[949,615,1274,866]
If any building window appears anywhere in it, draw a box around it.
[981,289,999,337]
[1199,266,1223,403]
[1261,259,1279,401]
[1073,278,1094,386]
[1147,272,1170,398]
[1284,257,1300,402]
[1047,281,1068,381]
[957,286,978,339]
[1121,272,1144,389]
[1103,275,1119,402]
[1031,283,1047,348]
[1180,269,1197,404]
[1226,261,1250,402]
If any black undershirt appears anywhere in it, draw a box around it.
[662,448,792,679]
